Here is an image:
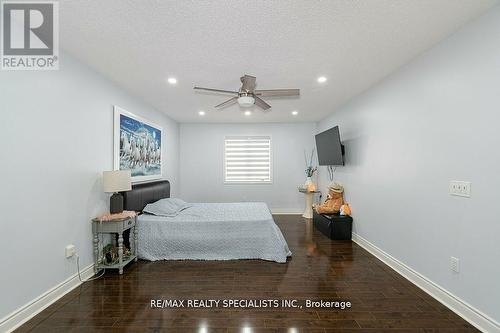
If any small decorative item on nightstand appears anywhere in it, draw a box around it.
[92,211,138,275]
[304,148,317,192]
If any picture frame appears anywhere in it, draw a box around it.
[113,105,163,183]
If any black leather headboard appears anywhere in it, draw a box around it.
[122,180,170,212]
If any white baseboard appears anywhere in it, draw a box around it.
[271,208,303,215]
[352,232,500,333]
[0,263,95,333]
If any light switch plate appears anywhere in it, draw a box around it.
[449,181,471,197]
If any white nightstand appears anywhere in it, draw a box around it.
[91,215,138,274]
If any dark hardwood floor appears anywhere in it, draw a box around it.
[16,215,478,333]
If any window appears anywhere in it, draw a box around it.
[224,136,272,184]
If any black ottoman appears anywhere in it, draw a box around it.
[313,211,353,240]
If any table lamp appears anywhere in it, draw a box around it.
[103,170,131,214]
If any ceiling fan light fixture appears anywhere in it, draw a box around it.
[238,96,255,107]
[193,74,300,112]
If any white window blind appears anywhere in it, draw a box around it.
[224,136,272,183]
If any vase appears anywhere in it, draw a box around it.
[305,177,312,186]
[304,177,316,192]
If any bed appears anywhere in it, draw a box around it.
[123,180,291,263]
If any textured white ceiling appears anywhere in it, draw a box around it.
[59,0,497,123]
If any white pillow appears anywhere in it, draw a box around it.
[143,198,192,217]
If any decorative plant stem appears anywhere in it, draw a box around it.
[304,148,317,177]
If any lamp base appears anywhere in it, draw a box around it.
[110,192,124,214]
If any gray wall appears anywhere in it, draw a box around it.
[179,123,317,212]
[0,52,179,319]
[316,6,500,323]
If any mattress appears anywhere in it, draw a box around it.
[137,202,292,263]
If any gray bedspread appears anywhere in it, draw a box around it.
[137,202,292,263]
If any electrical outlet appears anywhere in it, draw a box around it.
[450,257,460,273]
[65,244,76,258]
[449,181,471,197]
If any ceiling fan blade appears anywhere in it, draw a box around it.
[240,75,256,92]
[194,87,239,95]
[215,97,238,109]
[254,89,300,97]
[254,96,271,111]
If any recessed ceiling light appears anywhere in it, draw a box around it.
[317,76,327,83]
[244,111,252,116]
[167,77,177,85]
[198,110,205,116]
[291,110,298,116]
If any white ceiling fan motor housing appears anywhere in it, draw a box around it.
[238,96,255,107]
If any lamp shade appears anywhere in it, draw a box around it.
[103,170,131,193]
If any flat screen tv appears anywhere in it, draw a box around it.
[315,126,344,166]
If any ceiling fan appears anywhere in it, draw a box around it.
[193,75,300,111]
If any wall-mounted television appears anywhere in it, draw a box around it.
[315,126,344,166]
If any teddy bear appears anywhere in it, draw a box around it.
[315,182,344,215]
[340,203,352,216]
